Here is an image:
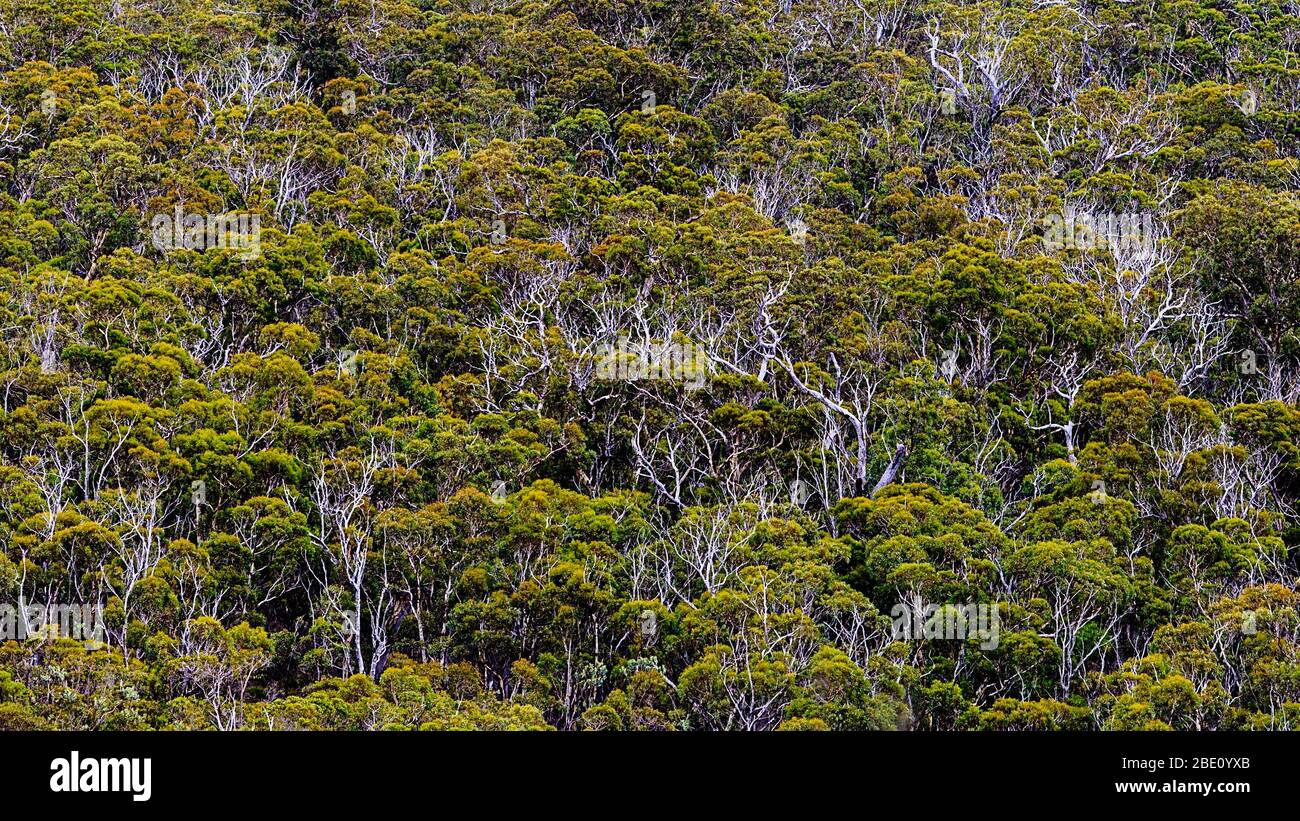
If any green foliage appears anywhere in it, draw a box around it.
[0,0,1297,731]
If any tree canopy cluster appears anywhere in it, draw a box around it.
[0,0,1298,731]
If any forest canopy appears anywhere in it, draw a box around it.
[0,0,1298,731]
